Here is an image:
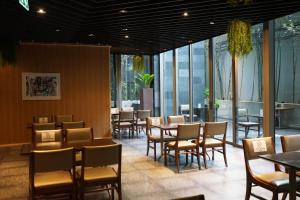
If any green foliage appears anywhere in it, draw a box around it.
[0,40,18,67]
[136,73,154,88]
[228,19,253,57]
[215,99,221,109]
[132,55,145,72]
[203,88,209,98]
[227,0,253,6]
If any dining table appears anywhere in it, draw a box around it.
[259,151,300,200]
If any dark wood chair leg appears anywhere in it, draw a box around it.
[117,181,122,200]
[185,150,188,165]
[146,139,149,156]
[196,147,201,170]
[281,192,288,200]
[202,147,207,169]
[154,141,157,161]
[245,180,252,200]
[223,145,228,167]
[212,147,215,160]
[272,192,278,200]
[164,144,168,166]
[175,149,180,173]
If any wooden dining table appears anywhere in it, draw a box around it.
[259,151,300,200]
[20,137,114,155]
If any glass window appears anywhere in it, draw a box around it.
[192,41,209,122]
[110,54,116,107]
[153,54,160,116]
[176,45,190,118]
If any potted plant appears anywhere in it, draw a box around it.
[132,55,145,72]
[136,73,154,111]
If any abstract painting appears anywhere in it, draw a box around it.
[22,73,61,100]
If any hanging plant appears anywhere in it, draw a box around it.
[132,55,145,72]
[227,19,252,57]
[227,0,253,6]
[0,40,18,67]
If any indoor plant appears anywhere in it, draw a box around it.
[227,19,252,57]
[132,55,145,72]
[136,73,154,88]
[136,73,154,111]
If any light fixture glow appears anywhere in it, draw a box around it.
[122,28,128,31]
[88,33,95,37]
[55,29,61,32]
[120,9,127,14]
[210,21,215,25]
[183,11,189,17]
[124,35,129,39]
[37,8,46,14]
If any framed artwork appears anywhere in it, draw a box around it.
[22,72,61,100]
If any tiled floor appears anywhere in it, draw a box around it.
[0,134,290,200]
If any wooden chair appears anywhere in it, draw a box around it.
[237,108,260,138]
[135,110,151,135]
[32,122,56,131]
[55,114,73,127]
[164,123,201,172]
[121,107,134,112]
[79,144,122,200]
[29,148,75,200]
[167,115,185,136]
[179,104,197,122]
[199,122,227,168]
[172,194,205,200]
[65,128,93,144]
[62,121,85,130]
[146,117,176,161]
[243,137,293,200]
[33,116,53,123]
[281,135,300,152]
[33,129,63,149]
[114,111,134,139]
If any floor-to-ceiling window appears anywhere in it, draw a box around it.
[192,41,209,122]
[110,54,117,107]
[161,50,174,118]
[176,45,190,118]
[274,11,300,149]
[213,34,233,143]
[236,23,263,145]
[153,54,160,116]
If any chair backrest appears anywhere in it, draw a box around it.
[31,147,74,173]
[33,116,52,123]
[238,108,249,122]
[32,122,56,131]
[55,115,73,127]
[82,144,122,168]
[119,111,134,121]
[34,129,62,144]
[111,108,119,115]
[121,107,134,112]
[204,122,227,138]
[180,104,190,114]
[242,137,275,161]
[177,123,200,140]
[137,110,151,120]
[62,121,85,130]
[65,128,93,143]
[146,117,164,129]
[168,115,185,124]
[281,135,300,152]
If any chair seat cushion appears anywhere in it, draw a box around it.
[254,171,291,188]
[136,120,146,125]
[79,167,118,182]
[35,142,62,149]
[149,132,175,141]
[238,122,259,126]
[167,141,196,149]
[199,138,223,147]
[34,170,73,189]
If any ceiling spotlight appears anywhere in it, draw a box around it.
[210,21,215,25]
[122,28,128,31]
[163,48,167,51]
[120,9,127,14]
[188,40,193,43]
[88,33,95,37]
[136,48,140,51]
[124,35,129,39]
[37,8,46,14]
[183,11,189,17]
[55,29,61,32]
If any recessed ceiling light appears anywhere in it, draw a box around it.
[122,28,128,31]
[163,48,167,51]
[183,11,189,17]
[120,9,127,14]
[55,29,61,32]
[124,35,129,39]
[188,40,193,43]
[88,33,95,37]
[210,21,215,25]
[136,48,140,51]
[37,8,46,14]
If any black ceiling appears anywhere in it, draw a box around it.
[1,0,300,54]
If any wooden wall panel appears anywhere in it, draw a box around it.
[0,43,111,145]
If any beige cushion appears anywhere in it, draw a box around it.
[34,170,73,189]
[254,171,289,187]
[200,138,223,147]
[167,141,197,148]
[149,131,175,141]
[35,142,62,150]
[79,167,117,182]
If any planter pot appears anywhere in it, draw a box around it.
[140,88,153,111]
